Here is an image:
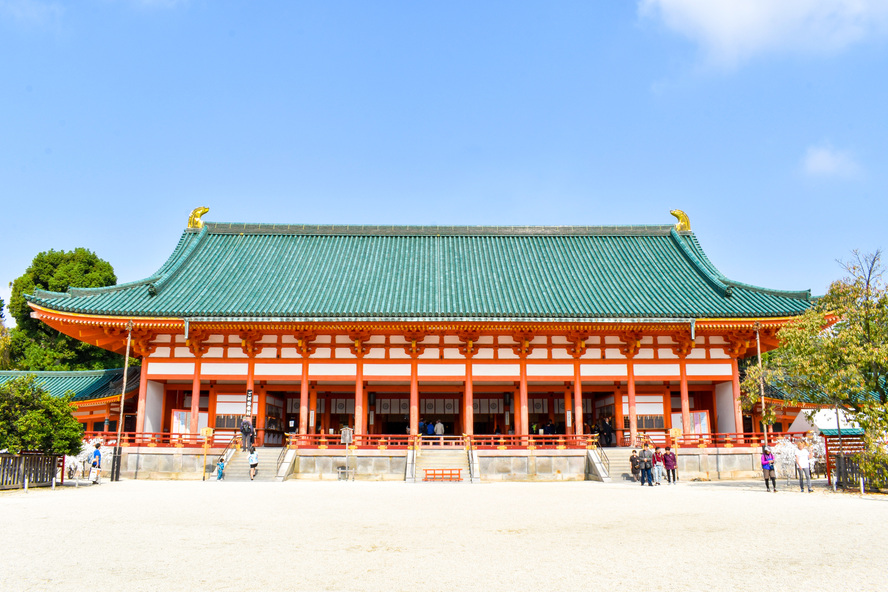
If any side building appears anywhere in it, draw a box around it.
[24,213,812,450]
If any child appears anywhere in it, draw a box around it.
[216,457,225,481]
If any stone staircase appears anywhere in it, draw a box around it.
[605,447,638,483]
[219,447,281,482]
[414,447,470,482]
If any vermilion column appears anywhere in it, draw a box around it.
[354,360,364,435]
[628,362,638,444]
[189,360,201,435]
[135,363,149,433]
[731,358,743,437]
[409,360,419,435]
[308,385,317,432]
[573,362,583,435]
[299,359,309,434]
[680,360,691,435]
[563,386,572,435]
[464,360,474,436]
[519,360,529,436]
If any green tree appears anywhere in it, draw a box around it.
[0,375,84,455]
[8,248,121,371]
[0,297,10,370]
[743,251,888,479]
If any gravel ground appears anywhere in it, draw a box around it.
[2,477,886,591]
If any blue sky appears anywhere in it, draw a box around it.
[2,1,887,323]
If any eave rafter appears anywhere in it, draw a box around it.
[28,303,804,357]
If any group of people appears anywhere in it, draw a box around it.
[417,418,445,438]
[630,444,677,486]
[215,416,260,481]
[587,417,615,447]
[760,439,816,493]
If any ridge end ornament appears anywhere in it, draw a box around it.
[670,209,691,232]
[188,206,210,229]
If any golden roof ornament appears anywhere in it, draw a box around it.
[188,207,210,229]
[670,209,691,232]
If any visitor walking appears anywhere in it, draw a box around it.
[761,447,777,492]
[603,418,614,447]
[216,457,225,481]
[664,446,678,483]
[248,446,259,480]
[90,443,102,484]
[639,443,654,486]
[795,440,813,492]
[653,446,665,485]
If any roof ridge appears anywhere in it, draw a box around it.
[200,222,679,237]
[0,368,123,378]
[669,229,733,297]
[148,225,209,296]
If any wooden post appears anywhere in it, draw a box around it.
[189,360,201,435]
[135,363,149,433]
[680,361,691,435]
[464,361,474,436]
[573,363,583,435]
[519,361,529,436]
[731,358,743,439]
[309,384,317,433]
[299,360,309,434]
[563,384,572,435]
[410,360,419,435]
[354,360,364,435]
[628,362,638,445]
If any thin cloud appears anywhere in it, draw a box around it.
[639,0,888,66]
[0,0,63,25]
[802,144,861,178]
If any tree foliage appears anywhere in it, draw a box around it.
[8,248,121,371]
[743,251,888,478]
[0,375,84,455]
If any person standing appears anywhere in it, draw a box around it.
[653,446,665,486]
[639,443,654,487]
[795,440,813,492]
[629,450,640,482]
[761,447,777,492]
[90,443,102,484]
[603,418,614,447]
[216,457,226,481]
[663,446,678,484]
[248,446,259,480]
[434,419,444,445]
[240,416,254,451]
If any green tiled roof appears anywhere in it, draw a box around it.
[0,368,140,402]
[25,222,812,321]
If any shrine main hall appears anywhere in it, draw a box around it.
[26,211,811,451]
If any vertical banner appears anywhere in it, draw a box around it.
[246,389,253,415]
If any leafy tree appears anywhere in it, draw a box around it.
[743,251,888,479]
[8,248,121,371]
[0,375,84,455]
[0,297,9,371]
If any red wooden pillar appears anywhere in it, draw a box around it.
[256,383,266,447]
[309,385,318,433]
[409,360,419,435]
[135,362,149,433]
[519,360,529,436]
[731,358,743,437]
[354,360,365,435]
[680,360,691,435]
[628,362,638,444]
[563,385,572,435]
[299,360,309,434]
[189,360,201,435]
[573,362,583,435]
[464,360,474,436]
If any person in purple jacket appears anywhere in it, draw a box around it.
[762,446,777,492]
[663,446,678,484]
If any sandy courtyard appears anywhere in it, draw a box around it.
[2,478,885,591]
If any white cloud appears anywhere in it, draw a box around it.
[639,0,888,66]
[802,144,861,177]
[0,0,63,25]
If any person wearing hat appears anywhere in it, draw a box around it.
[761,446,777,492]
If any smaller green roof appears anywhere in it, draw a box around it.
[819,428,864,436]
[0,368,140,402]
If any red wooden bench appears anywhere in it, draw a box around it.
[422,468,462,482]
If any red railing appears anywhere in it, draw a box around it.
[84,430,810,450]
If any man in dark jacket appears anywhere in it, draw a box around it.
[241,417,254,451]
[638,443,654,486]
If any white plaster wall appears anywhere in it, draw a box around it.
[526,364,573,377]
[715,382,736,433]
[144,381,164,433]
